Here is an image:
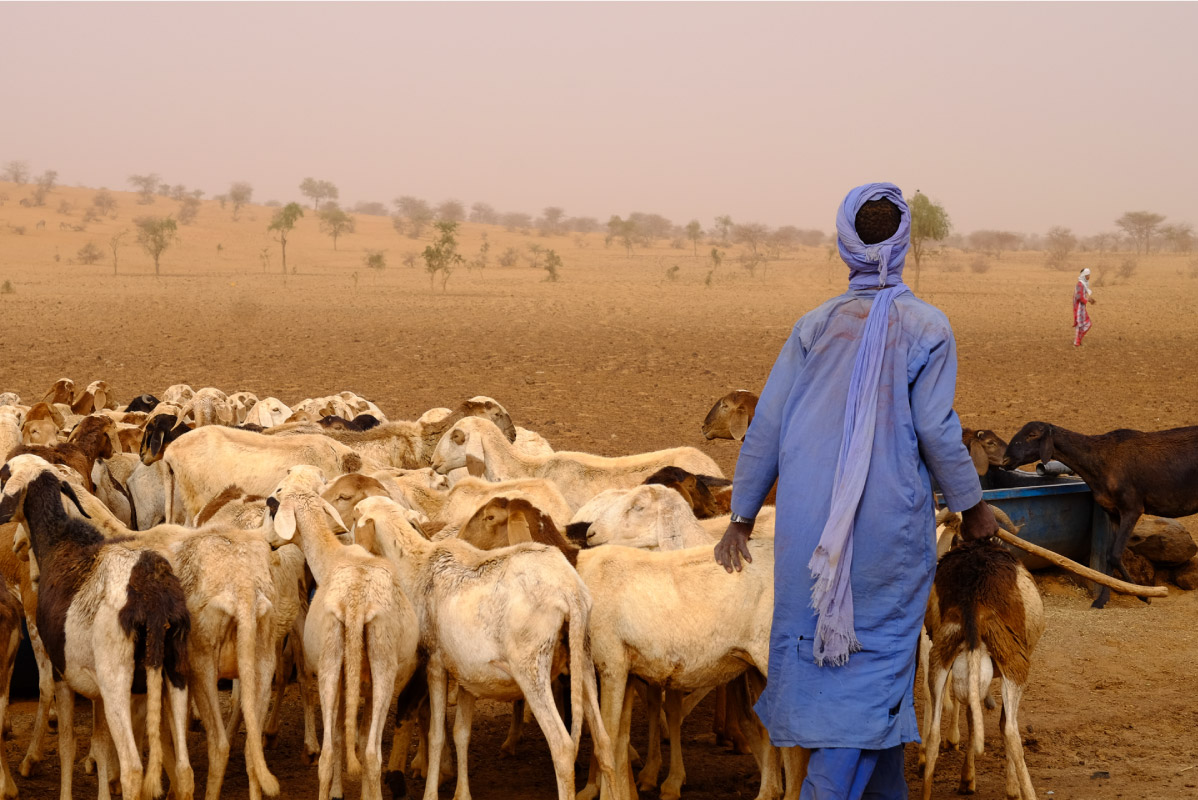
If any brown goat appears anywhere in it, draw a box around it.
[642,465,732,519]
[7,416,119,492]
[961,428,1009,477]
[1004,421,1198,608]
[40,378,75,407]
[701,390,758,441]
[24,402,65,429]
[922,539,1045,800]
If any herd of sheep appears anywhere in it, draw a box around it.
[0,380,1064,800]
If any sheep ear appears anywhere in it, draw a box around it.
[465,433,486,478]
[321,499,349,534]
[273,499,297,541]
[59,482,90,519]
[969,440,989,476]
[1039,429,1054,464]
[460,507,487,543]
[94,386,108,411]
[354,516,378,554]
[729,407,750,442]
[507,510,533,544]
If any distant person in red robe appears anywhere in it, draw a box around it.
[1073,267,1096,346]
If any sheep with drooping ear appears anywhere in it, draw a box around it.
[265,465,419,800]
[701,390,758,441]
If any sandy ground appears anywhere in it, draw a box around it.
[2,183,1198,798]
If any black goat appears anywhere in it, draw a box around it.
[124,394,160,414]
[1003,421,1198,608]
[139,414,193,465]
[319,413,381,432]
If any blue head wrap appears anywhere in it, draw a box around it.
[808,183,913,667]
[836,182,911,289]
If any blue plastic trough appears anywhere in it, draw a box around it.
[938,469,1112,581]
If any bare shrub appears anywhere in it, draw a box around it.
[0,280,13,294]
[969,257,991,274]
[542,249,562,282]
[666,264,680,281]
[76,242,104,265]
[57,200,72,216]
[1117,258,1138,282]
[498,246,520,267]
[1187,257,1198,279]
[364,250,386,272]
[1044,226,1077,271]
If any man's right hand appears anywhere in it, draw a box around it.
[715,521,754,573]
[959,501,999,542]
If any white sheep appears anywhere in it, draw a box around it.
[353,495,616,800]
[574,540,782,800]
[431,416,724,510]
[264,466,420,800]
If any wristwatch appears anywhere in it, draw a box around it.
[730,513,755,525]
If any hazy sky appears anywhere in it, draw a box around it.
[2,2,1194,235]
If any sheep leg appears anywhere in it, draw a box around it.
[247,611,279,800]
[921,665,951,800]
[659,690,686,800]
[0,670,14,799]
[19,618,55,777]
[422,664,449,800]
[712,683,728,746]
[635,686,663,791]
[294,632,321,765]
[499,699,524,757]
[166,680,196,800]
[365,631,402,800]
[619,682,638,800]
[597,669,632,800]
[780,747,810,800]
[191,648,230,800]
[91,697,114,800]
[722,680,753,756]
[263,635,291,748]
[517,660,575,800]
[1000,680,1034,800]
[316,631,344,800]
[917,631,931,772]
[730,679,782,800]
[99,675,144,800]
[52,682,76,800]
[387,715,415,774]
[451,691,476,800]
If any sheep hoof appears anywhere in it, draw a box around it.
[957,781,975,795]
[83,754,96,775]
[18,757,38,778]
[384,770,409,800]
[498,742,517,758]
[301,747,319,766]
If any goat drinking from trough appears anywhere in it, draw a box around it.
[1003,420,1198,607]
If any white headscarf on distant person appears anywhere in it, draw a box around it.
[1078,268,1092,300]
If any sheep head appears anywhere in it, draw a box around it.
[702,390,757,441]
[41,378,75,406]
[265,465,347,545]
[1002,422,1053,469]
[431,418,488,477]
[321,473,390,531]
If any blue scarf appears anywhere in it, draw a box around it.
[808,183,912,666]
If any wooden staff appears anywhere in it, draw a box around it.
[993,528,1168,598]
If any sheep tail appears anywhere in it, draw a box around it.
[143,663,164,800]
[237,594,279,796]
[343,603,367,780]
[566,593,587,758]
[967,648,986,758]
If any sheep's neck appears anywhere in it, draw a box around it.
[483,431,541,480]
[1046,426,1104,488]
[293,511,345,586]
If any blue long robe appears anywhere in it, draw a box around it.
[731,288,982,750]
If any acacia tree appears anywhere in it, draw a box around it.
[109,230,128,275]
[268,202,304,273]
[129,173,160,204]
[1044,226,1078,271]
[299,178,338,211]
[1,160,30,184]
[394,196,433,238]
[539,206,566,236]
[1116,211,1166,255]
[469,202,498,224]
[713,215,733,244]
[542,249,562,282]
[422,220,464,291]
[134,216,178,275]
[228,181,254,220]
[685,220,703,255]
[908,191,951,290]
[436,200,465,223]
[318,206,355,249]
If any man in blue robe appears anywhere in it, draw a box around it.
[715,183,997,799]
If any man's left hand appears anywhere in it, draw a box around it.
[960,501,999,542]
